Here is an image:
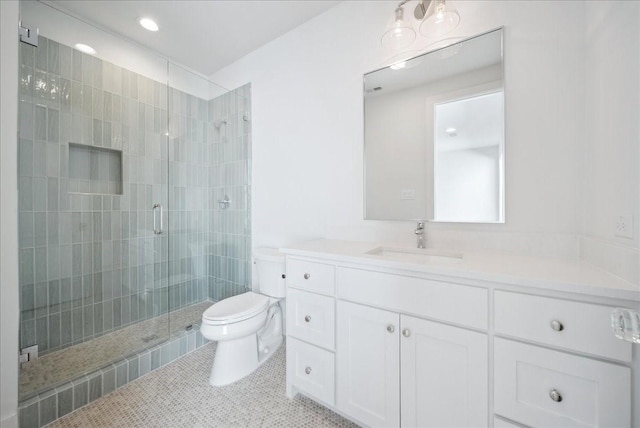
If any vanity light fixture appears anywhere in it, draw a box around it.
[381,3,416,50]
[382,0,461,50]
[139,17,159,32]
[74,43,96,55]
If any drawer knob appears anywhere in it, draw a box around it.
[549,388,562,402]
[304,315,311,323]
[402,328,411,338]
[305,366,312,375]
[387,324,395,333]
[550,320,564,331]
[303,273,311,280]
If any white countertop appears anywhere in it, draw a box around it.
[280,239,640,302]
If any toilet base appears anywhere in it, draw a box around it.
[209,333,283,386]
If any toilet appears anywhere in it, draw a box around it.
[200,248,285,386]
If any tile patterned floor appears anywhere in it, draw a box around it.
[21,301,212,400]
[49,341,359,428]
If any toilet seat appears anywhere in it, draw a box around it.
[202,292,270,325]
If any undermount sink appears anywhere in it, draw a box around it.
[366,246,463,265]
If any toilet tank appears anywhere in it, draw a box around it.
[253,248,286,298]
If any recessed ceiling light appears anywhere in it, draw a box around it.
[139,17,159,32]
[74,43,96,55]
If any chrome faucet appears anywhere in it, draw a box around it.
[415,221,425,249]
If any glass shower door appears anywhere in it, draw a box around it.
[16,0,171,400]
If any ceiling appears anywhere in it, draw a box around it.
[41,0,340,77]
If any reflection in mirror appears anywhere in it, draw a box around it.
[364,28,504,223]
[434,91,504,222]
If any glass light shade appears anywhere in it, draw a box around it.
[381,6,417,50]
[419,0,460,39]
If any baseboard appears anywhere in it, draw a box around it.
[0,412,18,428]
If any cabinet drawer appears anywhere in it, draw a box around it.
[286,337,335,406]
[337,267,487,329]
[494,416,529,428]
[287,288,335,350]
[287,259,335,296]
[494,291,631,362]
[494,338,630,428]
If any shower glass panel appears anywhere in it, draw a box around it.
[166,63,252,327]
[17,1,171,400]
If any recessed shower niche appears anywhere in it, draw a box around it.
[68,143,123,195]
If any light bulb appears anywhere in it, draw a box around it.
[381,6,417,50]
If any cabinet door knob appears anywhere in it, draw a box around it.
[550,320,564,331]
[402,329,411,337]
[387,324,395,333]
[303,273,311,280]
[304,315,311,323]
[305,366,312,375]
[549,388,562,402]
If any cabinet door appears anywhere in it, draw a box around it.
[401,315,488,428]
[336,300,400,427]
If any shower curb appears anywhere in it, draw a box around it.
[18,325,209,428]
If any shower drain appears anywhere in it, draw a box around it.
[141,333,159,343]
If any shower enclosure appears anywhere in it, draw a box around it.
[16,2,251,421]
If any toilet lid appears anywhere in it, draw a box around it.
[202,292,270,324]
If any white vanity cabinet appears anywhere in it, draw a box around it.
[286,256,489,427]
[282,242,637,428]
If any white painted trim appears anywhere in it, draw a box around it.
[0,1,21,426]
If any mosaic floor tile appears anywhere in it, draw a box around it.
[50,341,359,427]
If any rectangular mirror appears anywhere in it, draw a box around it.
[364,28,504,223]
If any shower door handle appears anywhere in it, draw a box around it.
[153,203,163,235]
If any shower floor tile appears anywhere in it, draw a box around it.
[20,301,213,400]
[50,341,358,428]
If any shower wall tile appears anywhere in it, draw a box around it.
[88,373,102,402]
[56,385,73,418]
[72,377,88,410]
[18,396,39,428]
[38,389,57,426]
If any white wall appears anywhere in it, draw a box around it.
[210,0,587,258]
[1,1,20,426]
[580,1,640,285]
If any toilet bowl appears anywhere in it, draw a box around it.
[201,248,285,386]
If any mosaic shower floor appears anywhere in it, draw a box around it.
[50,341,358,427]
[20,301,213,400]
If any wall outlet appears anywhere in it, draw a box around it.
[615,214,633,238]
[400,189,416,200]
